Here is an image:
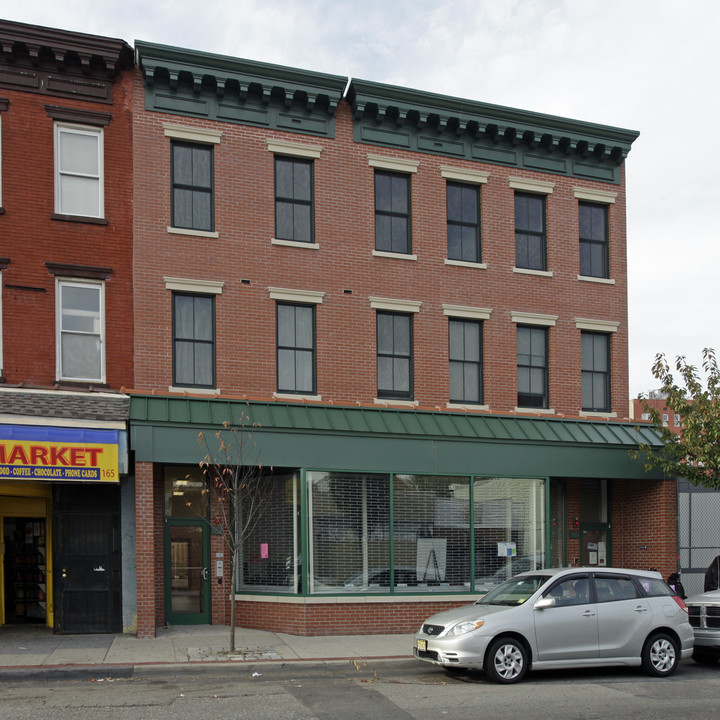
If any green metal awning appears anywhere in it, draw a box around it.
[129,396,664,480]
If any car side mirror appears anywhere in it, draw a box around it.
[534,597,556,610]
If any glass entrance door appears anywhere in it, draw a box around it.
[167,523,210,623]
[164,467,211,625]
[580,523,611,568]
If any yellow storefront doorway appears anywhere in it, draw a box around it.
[0,484,53,628]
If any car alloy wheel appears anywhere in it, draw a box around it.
[486,638,528,683]
[642,633,678,677]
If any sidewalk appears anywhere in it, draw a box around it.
[0,625,415,676]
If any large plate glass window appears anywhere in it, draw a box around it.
[473,477,545,588]
[393,475,471,592]
[307,472,390,593]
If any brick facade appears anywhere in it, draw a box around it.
[127,43,671,638]
[131,86,629,416]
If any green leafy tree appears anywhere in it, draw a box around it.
[632,348,720,489]
[197,413,271,652]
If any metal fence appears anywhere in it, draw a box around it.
[678,478,720,596]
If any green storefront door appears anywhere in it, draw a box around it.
[165,520,211,624]
[163,466,211,625]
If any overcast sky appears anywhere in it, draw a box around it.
[7,0,719,399]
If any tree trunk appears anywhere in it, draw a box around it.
[229,547,236,652]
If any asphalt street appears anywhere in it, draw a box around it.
[2,659,720,720]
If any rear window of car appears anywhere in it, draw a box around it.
[636,577,673,597]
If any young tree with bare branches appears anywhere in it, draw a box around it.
[197,412,271,652]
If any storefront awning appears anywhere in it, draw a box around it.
[129,396,664,480]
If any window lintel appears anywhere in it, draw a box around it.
[164,277,224,294]
[508,176,555,194]
[46,105,111,127]
[441,166,489,184]
[368,154,419,173]
[369,297,422,313]
[574,187,617,204]
[511,311,557,327]
[575,318,619,333]
[268,287,325,304]
[163,123,222,144]
[267,138,322,159]
[442,304,492,320]
[46,262,112,280]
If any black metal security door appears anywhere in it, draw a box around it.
[54,484,122,633]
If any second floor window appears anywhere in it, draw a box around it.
[173,293,215,388]
[171,141,213,231]
[514,192,546,271]
[581,332,610,412]
[517,325,548,408]
[579,202,609,278]
[275,157,314,243]
[277,303,315,394]
[377,312,413,399]
[449,319,483,404]
[55,123,103,218]
[447,182,481,263]
[56,279,104,382]
[375,171,410,254]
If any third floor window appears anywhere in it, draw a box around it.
[171,141,214,232]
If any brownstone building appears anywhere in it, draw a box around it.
[0,21,134,633]
[128,42,671,638]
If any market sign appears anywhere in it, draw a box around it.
[0,425,120,482]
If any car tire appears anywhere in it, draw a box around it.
[641,632,679,677]
[484,637,529,684]
[692,650,719,664]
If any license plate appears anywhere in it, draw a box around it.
[416,639,427,652]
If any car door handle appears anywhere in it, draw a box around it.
[582,610,596,617]
[634,606,648,612]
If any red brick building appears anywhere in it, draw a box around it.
[0,21,134,633]
[126,41,676,638]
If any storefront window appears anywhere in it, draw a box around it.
[308,472,390,593]
[393,474,471,592]
[473,477,545,586]
[238,471,299,593]
[164,467,207,517]
[303,472,546,595]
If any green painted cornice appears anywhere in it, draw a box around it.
[136,41,346,135]
[348,78,640,182]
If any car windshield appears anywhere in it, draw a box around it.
[477,574,551,605]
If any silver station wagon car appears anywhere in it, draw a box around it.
[414,567,693,683]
